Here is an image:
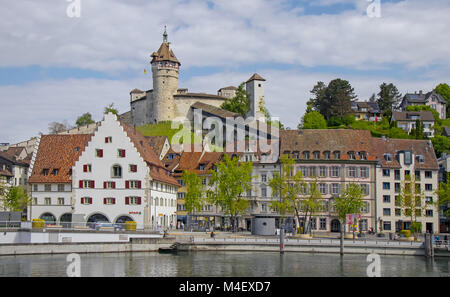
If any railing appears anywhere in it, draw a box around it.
[0,221,174,233]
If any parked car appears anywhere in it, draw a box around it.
[91,221,123,231]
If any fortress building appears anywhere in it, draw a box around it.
[127,28,266,126]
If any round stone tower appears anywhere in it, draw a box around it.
[150,28,180,122]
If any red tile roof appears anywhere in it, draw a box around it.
[28,134,92,183]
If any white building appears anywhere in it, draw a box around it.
[373,138,440,234]
[28,113,179,230]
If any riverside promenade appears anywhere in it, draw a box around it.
[0,230,448,257]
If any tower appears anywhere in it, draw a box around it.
[150,27,180,122]
[245,73,266,120]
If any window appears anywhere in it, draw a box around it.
[168,153,176,160]
[261,187,267,197]
[300,166,308,177]
[320,218,327,230]
[360,184,369,196]
[81,197,92,205]
[52,169,59,175]
[58,184,65,192]
[416,155,424,163]
[425,171,432,178]
[118,149,126,158]
[202,178,207,185]
[80,180,95,188]
[199,164,206,170]
[247,190,252,197]
[426,210,433,217]
[323,151,330,160]
[360,151,367,160]
[104,181,116,189]
[348,151,356,160]
[360,219,368,231]
[333,151,341,159]
[395,208,401,216]
[42,169,49,176]
[383,208,391,216]
[383,221,392,231]
[330,166,340,177]
[360,167,369,178]
[382,169,390,177]
[309,166,317,177]
[33,184,38,191]
[319,183,328,195]
[425,184,433,191]
[105,136,112,143]
[129,164,137,172]
[33,198,37,205]
[331,183,340,195]
[361,202,370,213]
[125,197,141,205]
[303,151,310,160]
[293,151,299,159]
[45,198,51,205]
[384,154,392,161]
[261,174,267,182]
[45,184,51,192]
[383,182,390,190]
[83,164,92,173]
[96,149,103,158]
[404,151,412,165]
[112,165,122,178]
[262,203,268,213]
[313,151,320,160]
[383,195,391,203]
[394,170,401,180]
[394,183,400,193]
[58,198,64,205]
[319,166,327,177]
[348,167,357,178]
[425,196,433,204]
[104,198,116,205]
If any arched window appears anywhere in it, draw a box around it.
[112,165,122,178]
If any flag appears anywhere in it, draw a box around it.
[375,115,378,122]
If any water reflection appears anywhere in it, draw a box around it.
[0,252,448,277]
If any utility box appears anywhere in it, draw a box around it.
[251,216,275,236]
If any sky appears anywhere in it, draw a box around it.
[1,0,450,144]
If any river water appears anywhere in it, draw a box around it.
[0,251,448,277]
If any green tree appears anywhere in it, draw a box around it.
[434,83,450,116]
[207,154,253,232]
[76,112,95,127]
[3,186,31,213]
[104,103,119,115]
[376,83,402,118]
[332,183,364,255]
[435,173,450,219]
[182,170,205,215]
[431,135,450,158]
[396,174,426,240]
[298,110,327,129]
[220,82,251,117]
[307,81,329,119]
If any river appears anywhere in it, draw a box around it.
[0,251,448,277]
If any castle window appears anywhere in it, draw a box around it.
[333,151,341,159]
[313,151,320,160]
[96,149,103,158]
[323,151,330,160]
[105,137,112,143]
[303,151,310,160]
[118,149,126,158]
[112,165,122,178]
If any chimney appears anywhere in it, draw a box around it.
[419,90,423,95]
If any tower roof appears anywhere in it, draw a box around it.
[246,73,266,83]
[150,28,180,65]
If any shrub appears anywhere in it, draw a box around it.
[125,221,137,231]
[32,219,45,229]
[400,230,411,237]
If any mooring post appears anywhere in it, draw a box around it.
[424,233,433,258]
[280,224,285,254]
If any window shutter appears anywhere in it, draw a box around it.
[79,180,83,188]
[125,181,129,189]
[103,198,107,204]
[125,197,129,205]
[138,181,142,189]
[133,165,137,172]
[91,180,95,188]
[137,197,141,205]
[105,137,109,143]
[99,149,103,157]
[122,150,126,157]
[103,182,107,189]
[83,165,87,172]
[81,197,84,204]
[112,182,116,189]
[89,197,92,204]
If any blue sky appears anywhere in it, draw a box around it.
[0,0,449,143]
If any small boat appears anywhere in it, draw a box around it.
[158,243,178,253]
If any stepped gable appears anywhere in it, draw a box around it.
[28,134,92,183]
[371,138,438,170]
[280,129,377,161]
[119,121,179,186]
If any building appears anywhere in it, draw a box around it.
[28,113,179,229]
[280,129,378,234]
[126,28,266,126]
[392,111,436,137]
[351,101,382,122]
[372,138,440,234]
[399,91,446,119]
[437,153,450,233]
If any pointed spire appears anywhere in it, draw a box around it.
[163,25,168,43]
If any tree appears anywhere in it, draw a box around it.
[220,82,251,117]
[332,183,364,255]
[48,120,72,134]
[376,83,402,118]
[104,103,119,115]
[207,154,253,232]
[434,83,450,116]
[369,93,376,103]
[298,110,327,130]
[396,174,426,240]
[182,170,205,215]
[3,186,31,213]
[436,173,450,219]
[76,112,95,127]
[431,135,450,158]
